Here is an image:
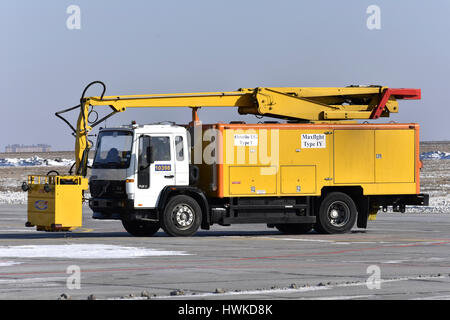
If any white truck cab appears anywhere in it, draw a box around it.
[89,123,199,236]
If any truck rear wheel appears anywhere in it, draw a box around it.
[275,223,313,234]
[122,220,160,237]
[314,192,357,234]
[161,195,202,237]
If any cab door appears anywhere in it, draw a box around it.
[135,135,175,208]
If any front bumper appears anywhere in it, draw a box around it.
[89,197,160,222]
[89,198,134,218]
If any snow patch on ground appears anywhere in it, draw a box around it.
[0,244,190,259]
[0,191,27,204]
[401,194,450,214]
[0,157,74,167]
[420,151,450,160]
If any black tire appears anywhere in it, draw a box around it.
[314,192,357,234]
[275,223,313,234]
[122,220,160,237]
[161,195,202,237]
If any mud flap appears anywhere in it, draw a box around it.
[356,196,370,229]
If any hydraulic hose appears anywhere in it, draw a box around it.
[54,81,107,176]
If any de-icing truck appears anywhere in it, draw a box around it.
[23,82,429,236]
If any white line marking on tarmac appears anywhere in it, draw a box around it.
[383,260,410,264]
[374,228,441,233]
[0,277,66,284]
[307,295,374,300]
[268,237,340,243]
[257,237,388,245]
[412,295,450,300]
[0,261,22,267]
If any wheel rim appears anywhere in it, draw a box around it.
[326,201,350,227]
[171,204,195,230]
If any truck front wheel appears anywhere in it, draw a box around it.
[161,195,202,237]
[122,220,160,237]
[314,192,357,234]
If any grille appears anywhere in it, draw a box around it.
[90,180,126,199]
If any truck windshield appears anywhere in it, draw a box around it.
[93,130,133,169]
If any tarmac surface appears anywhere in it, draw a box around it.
[0,204,449,300]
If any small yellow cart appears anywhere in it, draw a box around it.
[25,175,88,231]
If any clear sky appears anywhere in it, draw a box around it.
[1,0,449,150]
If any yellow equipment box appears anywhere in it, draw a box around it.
[197,122,420,199]
[25,175,88,231]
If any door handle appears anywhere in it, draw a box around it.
[164,175,174,179]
